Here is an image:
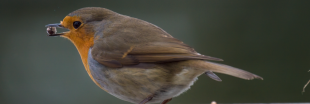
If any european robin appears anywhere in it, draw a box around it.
[45,7,262,104]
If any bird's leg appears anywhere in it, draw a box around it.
[139,96,153,104]
[161,98,172,104]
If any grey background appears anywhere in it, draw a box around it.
[1,0,309,104]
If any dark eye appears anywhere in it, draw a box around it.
[73,21,81,29]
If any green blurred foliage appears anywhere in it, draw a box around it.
[1,0,309,104]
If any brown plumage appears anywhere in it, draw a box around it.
[46,7,262,104]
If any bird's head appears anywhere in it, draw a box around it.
[45,7,118,64]
[45,7,116,39]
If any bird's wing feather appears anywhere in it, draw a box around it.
[91,17,222,68]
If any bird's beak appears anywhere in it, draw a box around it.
[45,23,63,28]
[45,23,67,36]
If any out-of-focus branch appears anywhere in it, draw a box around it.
[302,70,310,93]
[303,80,310,93]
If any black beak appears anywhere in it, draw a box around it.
[45,23,65,36]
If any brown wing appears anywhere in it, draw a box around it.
[91,36,222,68]
[91,15,222,68]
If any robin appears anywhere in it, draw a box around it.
[45,7,262,104]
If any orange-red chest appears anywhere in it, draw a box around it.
[64,31,107,91]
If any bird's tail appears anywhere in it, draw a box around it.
[192,60,263,80]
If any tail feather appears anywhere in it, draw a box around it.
[205,71,222,81]
[197,61,263,80]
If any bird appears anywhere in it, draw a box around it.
[45,7,262,104]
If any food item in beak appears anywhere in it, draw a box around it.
[46,26,57,35]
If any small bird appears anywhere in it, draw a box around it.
[46,7,262,104]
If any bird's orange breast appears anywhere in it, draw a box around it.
[61,19,106,91]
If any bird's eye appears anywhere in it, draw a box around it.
[73,21,82,29]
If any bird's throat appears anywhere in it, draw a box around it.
[64,33,94,70]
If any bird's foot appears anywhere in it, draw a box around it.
[161,98,172,104]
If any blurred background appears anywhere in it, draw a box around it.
[1,0,310,104]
